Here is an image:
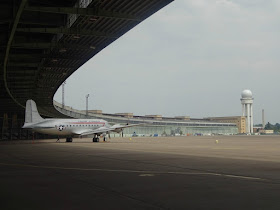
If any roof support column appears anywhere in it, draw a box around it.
[3,0,27,108]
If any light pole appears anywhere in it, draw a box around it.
[62,81,66,109]
[86,94,89,116]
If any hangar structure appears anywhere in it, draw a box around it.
[0,0,174,140]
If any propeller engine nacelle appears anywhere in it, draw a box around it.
[101,132,107,137]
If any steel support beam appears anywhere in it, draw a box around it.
[16,27,117,38]
[6,88,34,92]
[11,42,96,50]
[8,72,35,75]
[8,63,39,68]
[7,76,35,79]
[6,53,87,61]
[19,19,64,26]
[0,19,11,24]
[24,6,141,21]
[3,0,27,109]
[7,69,36,73]
[9,81,34,84]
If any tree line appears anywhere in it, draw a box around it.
[265,122,280,132]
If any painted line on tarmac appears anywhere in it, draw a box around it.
[0,162,267,181]
[61,144,280,163]
[222,174,263,180]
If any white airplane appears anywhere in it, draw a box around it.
[22,99,145,142]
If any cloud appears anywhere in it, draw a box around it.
[55,0,280,123]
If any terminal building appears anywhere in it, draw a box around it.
[53,89,254,136]
[204,116,246,134]
[54,101,239,136]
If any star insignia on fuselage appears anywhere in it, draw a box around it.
[58,125,65,131]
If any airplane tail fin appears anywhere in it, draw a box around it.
[23,99,44,128]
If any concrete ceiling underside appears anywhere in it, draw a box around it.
[0,0,173,118]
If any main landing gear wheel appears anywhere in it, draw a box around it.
[66,137,73,142]
[93,137,99,142]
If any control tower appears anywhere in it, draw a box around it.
[241,90,254,133]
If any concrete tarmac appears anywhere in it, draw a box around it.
[0,135,280,210]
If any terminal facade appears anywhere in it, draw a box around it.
[54,101,240,137]
[205,116,246,134]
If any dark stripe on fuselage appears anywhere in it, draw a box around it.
[70,122,105,125]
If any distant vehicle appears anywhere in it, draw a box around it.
[153,134,159,137]
[23,99,145,142]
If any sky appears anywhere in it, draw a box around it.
[54,0,280,124]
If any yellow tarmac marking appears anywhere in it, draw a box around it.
[0,162,266,181]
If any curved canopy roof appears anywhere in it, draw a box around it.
[0,0,173,117]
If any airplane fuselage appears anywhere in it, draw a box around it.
[22,99,141,141]
[24,119,109,136]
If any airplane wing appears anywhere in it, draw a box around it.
[110,123,148,130]
[73,127,114,136]
[75,123,149,136]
